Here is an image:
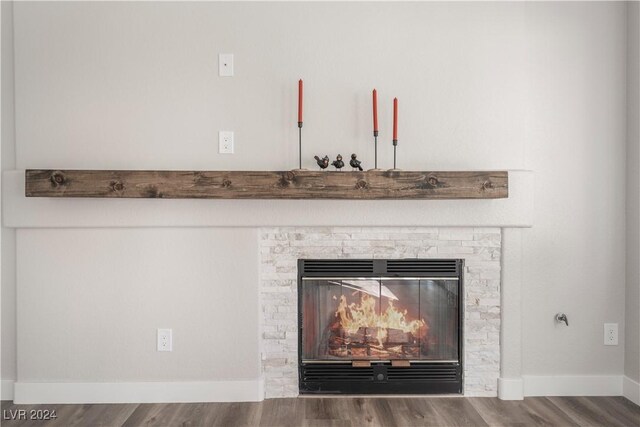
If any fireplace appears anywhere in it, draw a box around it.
[298,259,463,394]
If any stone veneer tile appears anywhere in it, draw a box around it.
[259,227,501,398]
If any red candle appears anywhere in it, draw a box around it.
[393,97,398,141]
[373,89,378,134]
[298,79,304,124]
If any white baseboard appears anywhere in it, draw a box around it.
[623,376,640,405]
[523,375,623,397]
[13,378,265,404]
[1,380,15,401]
[498,377,524,400]
[9,376,633,404]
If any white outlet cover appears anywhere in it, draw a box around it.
[219,53,234,77]
[219,131,234,154]
[157,328,173,352]
[604,323,618,346]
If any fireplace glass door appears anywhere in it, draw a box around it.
[301,278,459,361]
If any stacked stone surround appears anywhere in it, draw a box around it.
[259,227,501,398]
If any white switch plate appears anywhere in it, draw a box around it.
[219,53,234,77]
[604,323,618,346]
[219,131,234,154]
[157,328,172,351]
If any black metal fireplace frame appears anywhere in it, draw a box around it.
[297,259,464,395]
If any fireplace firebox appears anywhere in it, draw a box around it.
[298,259,463,394]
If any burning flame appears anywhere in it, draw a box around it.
[335,294,426,347]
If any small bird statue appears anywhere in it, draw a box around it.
[314,155,330,170]
[332,154,345,171]
[349,153,363,171]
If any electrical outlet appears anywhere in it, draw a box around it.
[219,131,234,154]
[157,328,172,352]
[219,53,234,77]
[604,323,618,346]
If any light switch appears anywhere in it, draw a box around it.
[219,54,234,77]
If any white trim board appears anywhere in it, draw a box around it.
[13,379,265,404]
[498,377,524,400]
[1,380,15,401]
[523,375,623,397]
[623,376,640,405]
[9,376,636,404]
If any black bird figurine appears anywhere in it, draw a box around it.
[314,155,330,170]
[332,154,345,171]
[349,153,363,171]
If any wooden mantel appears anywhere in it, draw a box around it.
[24,169,508,200]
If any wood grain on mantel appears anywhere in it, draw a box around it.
[25,170,508,200]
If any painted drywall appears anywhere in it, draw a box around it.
[3,1,629,390]
[0,0,3,396]
[17,228,260,382]
[1,0,16,389]
[13,1,528,171]
[626,0,640,385]
[519,1,627,376]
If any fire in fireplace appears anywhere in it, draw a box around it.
[298,259,463,394]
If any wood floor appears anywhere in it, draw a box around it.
[1,396,639,427]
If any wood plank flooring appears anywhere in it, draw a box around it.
[1,396,638,427]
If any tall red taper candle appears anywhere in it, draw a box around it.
[373,89,378,134]
[298,79,303,125]
[393,97,398,142]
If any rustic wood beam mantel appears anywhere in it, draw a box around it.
[25,170,508,200]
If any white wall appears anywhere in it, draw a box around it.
[12,1,528,171]
[520,1,627,377]
[1,1,630,395]
[626,0,640,386]
[1,0,16,394]
[18,228,260,382]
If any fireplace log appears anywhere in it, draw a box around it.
[350,347,368,357]
[387,329,411,344]
[25,170,508,200]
